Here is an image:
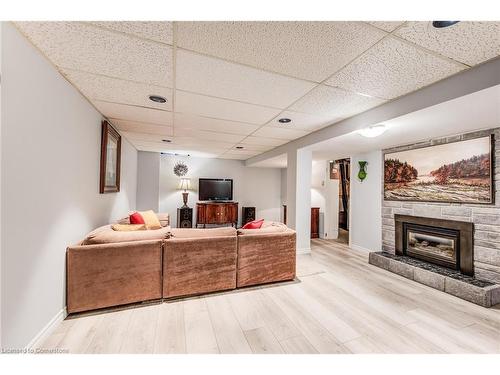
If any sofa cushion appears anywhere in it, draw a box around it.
[140,210,162,229]
[117,212,170,227]
[129,212,145,225]
[237,221,288,235]
[170,227,237,239]
[83,225,171,245]
[242,219,264,229]
[111,224,147,231]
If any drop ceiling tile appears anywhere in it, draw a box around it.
[89,21,174,44]
[232,143,275,152]
[173,128,246,143]
[14,22,173,87]
[290,85,386,118]
[252,126,309,140]
[120,132,173,143]
[133,143,223,158]
[395,21,500,66]
[367,21,405,32]
[176,49,316,108]
[221,150,261,158]
[129,138,233,151]
[175,91,280,124]
[62,69,173,111]
[109,119,173,136]
[177,21,386,82]
[243,136,289,147]
[218,154,251,160]
[267,110,341,131]
[325,36,465,100]
[93,100,173,126]
[174,113,259,135]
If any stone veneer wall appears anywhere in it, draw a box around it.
[382,128,500,284]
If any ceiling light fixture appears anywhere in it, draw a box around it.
[432,21,460,28]
[358,124,387,138]
[236,146,244,149]
[149,95,167,103]
[162,139,172,143]
[278,118,292,124]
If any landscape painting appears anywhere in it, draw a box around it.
[384,136,493,204]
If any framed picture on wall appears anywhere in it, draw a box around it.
[384,135,494,204]
[99,120,121,193]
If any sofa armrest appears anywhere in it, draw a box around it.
[67,240,163,313]
[237,230,296,288]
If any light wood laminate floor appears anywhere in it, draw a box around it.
[41,239,500,353]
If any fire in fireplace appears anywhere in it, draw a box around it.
[395,215,474,276]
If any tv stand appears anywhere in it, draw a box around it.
[196,202,238,228]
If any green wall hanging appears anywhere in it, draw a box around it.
[358,161,368,182]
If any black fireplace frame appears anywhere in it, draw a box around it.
[395,214,474,276]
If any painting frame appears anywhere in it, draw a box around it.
[99,120,121,194]
[383,134,494,205]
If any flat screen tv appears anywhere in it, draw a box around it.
[198,178,233,201]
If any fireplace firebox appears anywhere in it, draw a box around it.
[395,215,474,276]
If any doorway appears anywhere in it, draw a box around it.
[333,158,350,245]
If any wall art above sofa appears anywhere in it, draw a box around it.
[384,135,494,204]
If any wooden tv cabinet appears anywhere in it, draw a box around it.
[196,202,238,228]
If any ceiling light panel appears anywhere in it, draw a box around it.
[290,85,386,118]
[174,113,259,135]
[175,90,281,124]
[395,21,500,66]
[325,36,465,100]
[62,69,173,111]
[109,119,174,136]
[14,22,173,87]
[176,49,316,108]
[93,100,173,126]
[88,21,174,45]
[177,21,386,82]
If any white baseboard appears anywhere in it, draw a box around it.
[350,244,374,253]
[296,247,311,254]
[26,307,67,349]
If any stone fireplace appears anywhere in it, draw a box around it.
[381,128,500,285]
[395,214,473,276]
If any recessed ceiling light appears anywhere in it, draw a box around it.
[236,146,244,149]
[278,118,292,124]
[162,139,171,143]
[432,21,459,28]
[358,124,387,138]
[149,95,167,103]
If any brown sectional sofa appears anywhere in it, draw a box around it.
[66,215,296,314]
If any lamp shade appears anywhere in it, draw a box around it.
[178,178,191,191]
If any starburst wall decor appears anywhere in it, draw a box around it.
[173,161,188,177]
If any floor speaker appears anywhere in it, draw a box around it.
[177,207,193,228]
[242,206,256,225]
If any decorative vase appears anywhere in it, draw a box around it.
[358,161,368,181]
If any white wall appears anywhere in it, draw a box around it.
[311,160,327,238]
[311,160,339,240]
[1,23,138,348]
[158,154,282,227]
[349,150,382,252]
[136,151,160,212]
[280,168,287,222]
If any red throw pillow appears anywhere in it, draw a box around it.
[129,212,145,224]
[242,219,264,229]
